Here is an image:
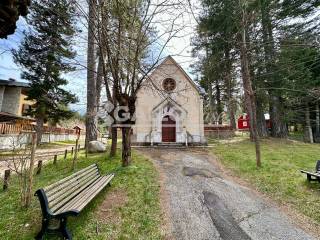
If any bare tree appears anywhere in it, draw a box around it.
[3,133,37,207]
[238,0,261,167]
[93,0,186,165]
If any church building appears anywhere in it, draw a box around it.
[132,56,206,145]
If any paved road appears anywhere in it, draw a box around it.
[0,144,77,177]
[138,148,316,240]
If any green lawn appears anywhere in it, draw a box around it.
[212,138,320,224]
[0,150,163,239]
[36,140,78,149]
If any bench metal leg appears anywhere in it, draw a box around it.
[307,174,312,182]
[60,217,72,240]
[35,219,49,240]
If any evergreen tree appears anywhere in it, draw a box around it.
[278,33,320,142]
[13,0,78,144]
[192,0,239,127]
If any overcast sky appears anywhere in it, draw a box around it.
[0,0,200,113]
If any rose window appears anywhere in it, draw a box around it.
[162,78,176,92]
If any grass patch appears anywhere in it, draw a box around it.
[0,149,163,239]
[288,131,304,142]
[212,138,320,224]
[36,140,78,149]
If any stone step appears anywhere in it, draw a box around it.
[154,143,186,148]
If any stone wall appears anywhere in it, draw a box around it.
[204,130,235,139]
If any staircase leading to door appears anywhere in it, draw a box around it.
[155,143,186,148]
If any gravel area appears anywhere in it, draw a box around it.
[138,148,316,240]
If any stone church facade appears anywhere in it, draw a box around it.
[132,56,206,145]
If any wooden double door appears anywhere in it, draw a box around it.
[162,115,176,142]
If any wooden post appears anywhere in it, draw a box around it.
[25,133,37,207]
[53,155,57,165]
[71,147,74,156]
[72,138,79,170]
[64,149,67,160]
[37,160,43,175]
[3,169,10,190]
[78,144,80,151]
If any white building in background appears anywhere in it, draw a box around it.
[132,56,206,145]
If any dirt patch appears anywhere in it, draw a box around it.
[96,189,128,224]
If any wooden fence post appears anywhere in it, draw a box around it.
[37,160,42,175]
[72,138,79,171]
[53,155,57,165]
[64,149,67,160]
[3,169,10,190]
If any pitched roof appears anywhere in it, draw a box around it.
[0,112,33,123]
[0,79,29,88]
[155,55,201,94]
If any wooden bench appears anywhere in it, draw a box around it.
[300,160,320,182]
[34,164,114,240]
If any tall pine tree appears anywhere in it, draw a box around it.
[13,0,78,144]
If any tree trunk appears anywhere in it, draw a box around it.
[239,6,261,167]
[36,117,44,145]
[304,104,314,143]
[86,0,98,144]
[256,98,268,137]
[25,133,37,208]
[96,56,103,112]
[215,80,223,124]
[259,0,287,138]
[121,127,131,167]
[110,126,117,157]
[225,48,236,129]
[269,96,288,138]
[207,80,215,124]
[316,103,320,135]
[229,102,237,130]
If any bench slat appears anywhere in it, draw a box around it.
[46,166,99,198]
[300,170,320,177]
[50,175,100,212]
[74,175,114,212]
[55,176,107,214]
[48,170,100,209]
[47,168,99,203]
[44,164,97,192]
[55,174,114,214]
[70,174,114,211]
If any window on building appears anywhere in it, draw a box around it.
[22,104,32,116]
[162,78,176,92]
